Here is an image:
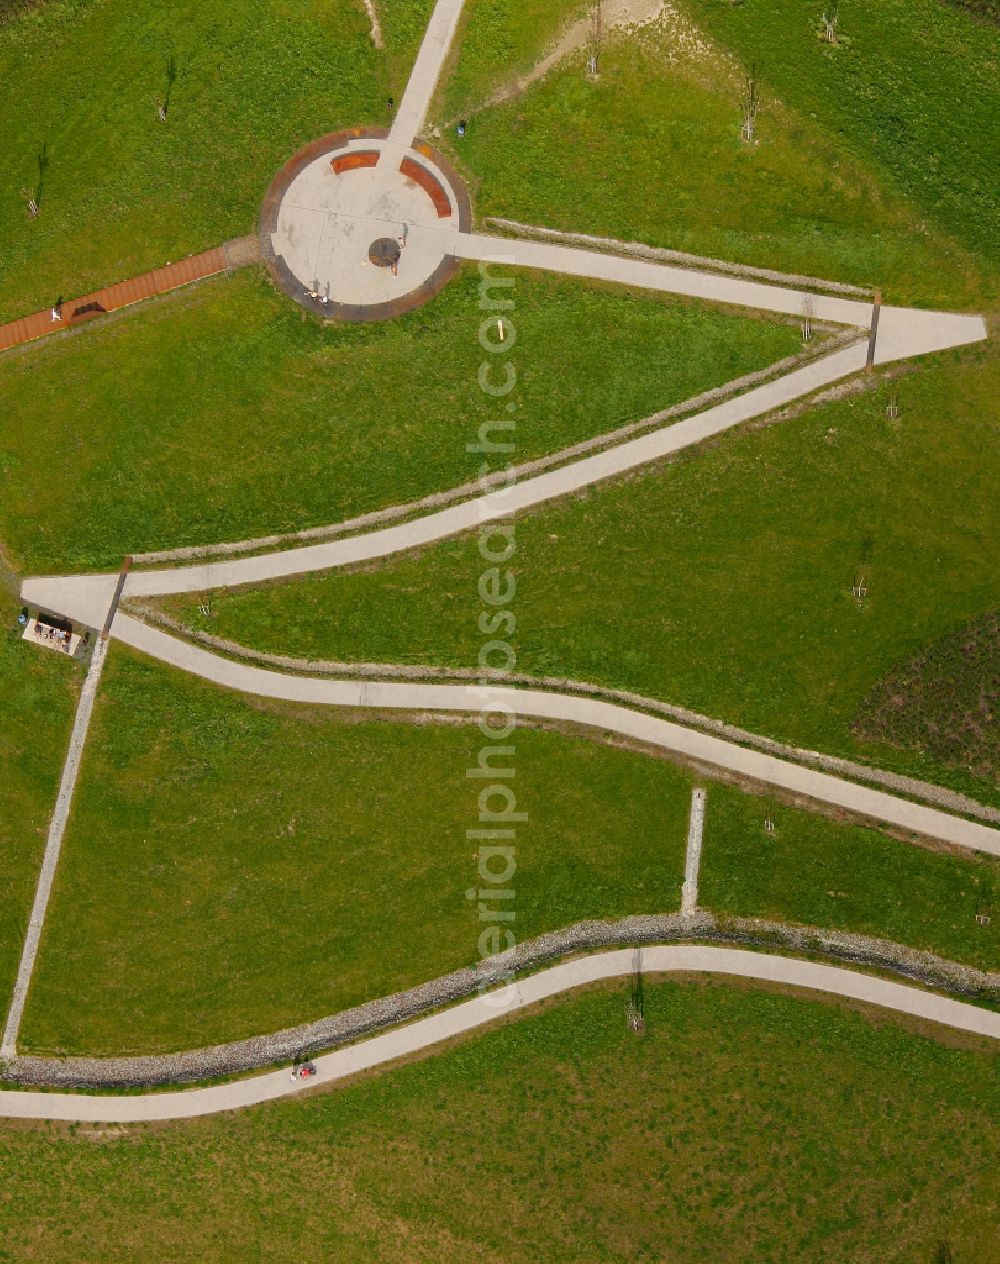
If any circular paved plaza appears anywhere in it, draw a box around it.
[260,129,471,322]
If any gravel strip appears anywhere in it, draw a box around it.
[4,915,995,1090]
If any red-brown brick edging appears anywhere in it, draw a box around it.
[0,246,231,354]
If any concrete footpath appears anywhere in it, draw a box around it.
[1,945,995,1122]
[76,615,1000,857]
[23,339,871,620]
[388,0,467,147]
[1,637,109,1057]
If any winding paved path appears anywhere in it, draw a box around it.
[19,278,988,865]
[7,0,996,1101]
[1,946,995,1122]
[24,341,870,618]
[73,614,1000,856]
[21,322,982,622]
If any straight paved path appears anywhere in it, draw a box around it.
[2,945,995,1122]
[85,615,1000,857]
[1,637,110,1057]
[681,787,706,915]
[388,0,468,148]
[445,231,989,364]
[0,248,229,354]
[23,339,871,620]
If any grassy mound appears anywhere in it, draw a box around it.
[685,0,1000,267]
[853,611,1000,783]
[440,2,992,306]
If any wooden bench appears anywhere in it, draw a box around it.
[399,158,452,218]
[330,150,380,175]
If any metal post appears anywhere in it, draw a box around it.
[866,288,882,372]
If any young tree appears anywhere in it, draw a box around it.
[588,2,602,77]
[625,948,645,1031]
[801,293,815,342]
[821,0,840,44]
[158,53,178,121]
[740,62,759,143]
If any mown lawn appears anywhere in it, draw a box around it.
[853,610,1000,783]
[0,588,80,1012]
[160,346,1000,807]
[377,0,437,104]
[437,0,589,120]
[21,648,692,1054]
[0,0,390,324]
[699,785,998,970]
[684,0,1000,267]
[0,265,801,574]
[438,2,994,307]
[4,982,998,1261]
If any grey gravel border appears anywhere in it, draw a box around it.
[4,915,995,1090]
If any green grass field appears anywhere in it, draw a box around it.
[683,0,1000,266]
[700,785,998,970]
[20,640,997,1057]
[158,345,1000,808]
[2,0,998,1252]
[0,588,80,1010]
[4,982,998,1261]
[0,0,389,323]
[437,0,588,119]
[853,610,1000,783]
[21,648,692,1054]
[0,265,800,574]
[439,2,995,307]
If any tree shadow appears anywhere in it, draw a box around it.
[163,53,178,118]
[35,140,49,207]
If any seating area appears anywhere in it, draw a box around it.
[399,157,452,218]
[22,613,83,657]
[330,150,380,174]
